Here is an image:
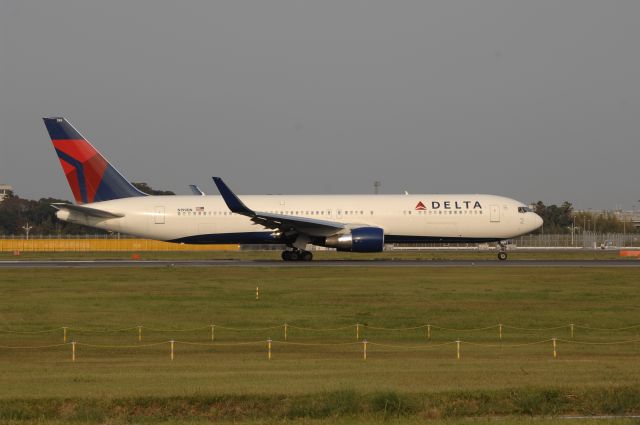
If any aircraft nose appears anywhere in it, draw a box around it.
[531,213,543,231]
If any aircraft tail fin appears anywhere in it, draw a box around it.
[43,117,146,204]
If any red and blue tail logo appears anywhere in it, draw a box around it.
[43,117,146,204]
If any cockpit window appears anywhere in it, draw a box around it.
[518,206,533,213]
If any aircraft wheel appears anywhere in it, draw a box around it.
[282,251,292,261]
[289,251,299,261]
[497,252,508,261]
[302,251,313,261]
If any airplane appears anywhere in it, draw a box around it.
[43,117,543,261]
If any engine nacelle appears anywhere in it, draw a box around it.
[324,227,384,252]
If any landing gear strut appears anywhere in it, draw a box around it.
[497,242,508,261]
[281,249,313,262]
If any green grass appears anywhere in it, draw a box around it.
[1,388,640,423]
[3,418,640,425]
[1,266,640,423]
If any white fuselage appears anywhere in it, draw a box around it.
[57,194,542,245]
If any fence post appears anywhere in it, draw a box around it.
[456,340,461,360]
[356,323,360,340]
[552,338,557,359]
[71,341,76,362]
[284,323,288,341]
[63,327,68,343]
[570,323,574,339]
[170,340,175,361]
[256,286,260,300]
[363,339,368,360]
[138,325,143,342]
[499,324,503,341]
[427,324,431,340]
[211,324,215,341]
[267,338,272,360]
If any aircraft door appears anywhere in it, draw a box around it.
[490,205,500,222]
[154,206,165,224]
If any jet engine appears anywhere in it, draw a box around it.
[324,227,384,252]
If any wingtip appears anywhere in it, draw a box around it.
[211,177,253,215]
[212,177,226,188]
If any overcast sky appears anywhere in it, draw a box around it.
[1,1,639,210]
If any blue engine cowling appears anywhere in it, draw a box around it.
[324,227,384,252]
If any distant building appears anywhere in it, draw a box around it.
[615,210,640,230]
[0,184,12,202]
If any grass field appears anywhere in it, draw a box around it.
[1,266,640,423]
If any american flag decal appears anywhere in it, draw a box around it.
[196,206,205,212]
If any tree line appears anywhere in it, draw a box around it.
[533,201,636,234]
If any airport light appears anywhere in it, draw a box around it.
[22,222,32,240]
[569,217,577,246]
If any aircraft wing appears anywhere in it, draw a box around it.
[212,177,344,237]
[52,203,124,219]
[189,185,205,196]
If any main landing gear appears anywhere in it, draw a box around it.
[497,241,508,261]
[281,249,313,262]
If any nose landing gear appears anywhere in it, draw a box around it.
[281,249,313,262]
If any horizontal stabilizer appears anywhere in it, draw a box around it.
[52,203,124,219]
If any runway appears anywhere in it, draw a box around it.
[1,259,639,268]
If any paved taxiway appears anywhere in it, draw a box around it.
[0,260,639,268]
